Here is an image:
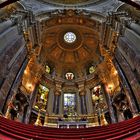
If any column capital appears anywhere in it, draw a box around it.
[79,91,85,96]
[78,83,85,92]
[55,83,62,95]
[55,90,61,96]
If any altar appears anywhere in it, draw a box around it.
[57,120,88,128]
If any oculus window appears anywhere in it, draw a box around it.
[64,32,76,43]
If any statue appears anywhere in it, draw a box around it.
[5,100,19,120]
[120,101,132,120]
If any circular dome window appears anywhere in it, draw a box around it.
[64,32,76,43]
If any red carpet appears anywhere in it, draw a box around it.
[0,116,140,140]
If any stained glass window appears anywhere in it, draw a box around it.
[64,93,76,117]
[45,65,50,73]
[64,32,76,43]
[65,72,74,80]
[89,66,95,74]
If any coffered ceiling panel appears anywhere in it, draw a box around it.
[50,47,62,60]
[64,52,75,63]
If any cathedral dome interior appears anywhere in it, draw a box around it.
[0,0,140,139]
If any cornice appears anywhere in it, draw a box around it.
[43,72,100,87]
[20,0,122,16]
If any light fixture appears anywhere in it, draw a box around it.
[113,70,118,75]
[107,84,114,94]
[26,83,34,92]
[24,70,27,74]
[108,84,113,90]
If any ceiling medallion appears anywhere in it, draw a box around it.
[64,32,76,43]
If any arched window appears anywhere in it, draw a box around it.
[64,93,76,117]
[65,72,74,80]
[45,65,50,74]
[89,66,95,74]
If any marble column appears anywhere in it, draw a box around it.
[79,91,87,114]
[113,58,139,117]
[85,88,93,114]
[115,49,140,108]
[106,92,117,123]
[0,20,13,33]
[24,85,38,124]
[77,91,81,115]
[59,92,63,115]
[2,56,29,113]
[47,88,54,115]
[53,91,60,114]
[0,45,27,112]
[103,85,117,123]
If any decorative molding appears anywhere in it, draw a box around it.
[20,0,122,16]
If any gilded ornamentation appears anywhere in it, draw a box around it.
[34,110,42,126]
[43,112,49,126]
[100,113,108,126]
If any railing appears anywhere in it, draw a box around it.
[32,108,109,127]
[57,120,88,128]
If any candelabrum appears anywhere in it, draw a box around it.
[93,113,99,126]
[34,101,45,126]
[92,94,108,126]
[100,113,108,126]
[34,110,42,126]
[43,112,49,126]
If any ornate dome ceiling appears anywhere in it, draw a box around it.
[39,10,102,78]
